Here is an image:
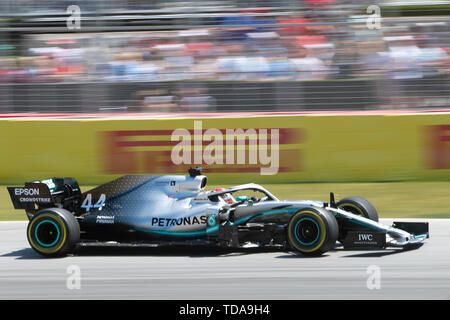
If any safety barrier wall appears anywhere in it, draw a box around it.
[0,80,380,113]
[1,113,450,185]
[2,76,450,113]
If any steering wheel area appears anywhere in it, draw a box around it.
[230,194,269,207]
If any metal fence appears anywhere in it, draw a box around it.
[0,2,450,113]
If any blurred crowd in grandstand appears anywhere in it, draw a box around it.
[0,0,450,112]
[2,20,449,82]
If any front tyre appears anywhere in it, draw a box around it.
[336,196,379,243]
[287,207,339,256]
[27,208,80,257]
[336,196,378,222]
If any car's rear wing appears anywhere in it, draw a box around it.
[7,178,82,218]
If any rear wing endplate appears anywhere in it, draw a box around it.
[7,183,53,210]
[7,178,81,213]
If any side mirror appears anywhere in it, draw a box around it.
[235,195,248,202]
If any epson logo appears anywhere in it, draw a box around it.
[358,234,373,241]
[15,188,39,196]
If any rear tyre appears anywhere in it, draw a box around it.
[27,208,80,257]
[287,207,339,256]
[336,196,379,243]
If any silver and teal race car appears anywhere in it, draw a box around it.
[7,168,429,257]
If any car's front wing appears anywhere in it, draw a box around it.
[327,207,429,249]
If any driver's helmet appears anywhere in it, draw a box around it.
[213,188,235,205]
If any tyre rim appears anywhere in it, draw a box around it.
[339,204,364,217]
[294,218,320,246]
[35,220,60,247]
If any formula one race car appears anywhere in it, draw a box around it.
[7,168,429,257]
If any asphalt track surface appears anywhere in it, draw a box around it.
[0,219,449,300]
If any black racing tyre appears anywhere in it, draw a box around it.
[287,207,339,256]
[336,196,379,242]
[27,208,80,257]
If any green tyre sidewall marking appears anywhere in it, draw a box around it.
[27,213,68,255]
[294,217,320,246]
[34,219,60,247]
[288,210,327,254]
